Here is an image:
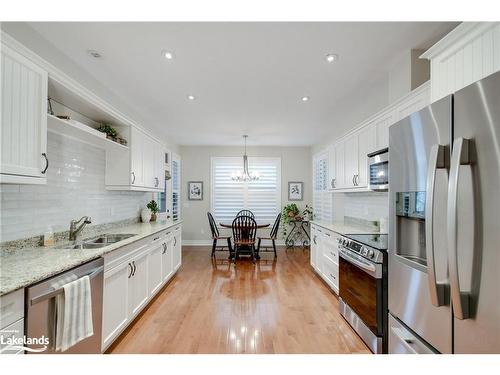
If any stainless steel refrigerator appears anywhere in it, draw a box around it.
[388,70,500,354]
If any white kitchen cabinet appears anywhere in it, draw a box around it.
[371,109,395,151]
[343,134,358,188]
[172,225,182,271]
[128,249,149,318]
[102,261,130,349]
[0,44,48,185]
[106,126,164,192]
[162,234,174,282]
[356,124,376,188]
[310,225,319,270]
[421,22,500,102]
[148,242,164,297]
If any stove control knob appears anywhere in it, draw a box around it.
[367,249,375,258]
[361,247,367,256]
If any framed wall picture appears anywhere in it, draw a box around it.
[288,181,303,201]
[188,181,203,200]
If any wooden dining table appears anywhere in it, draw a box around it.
[219,222,270,259]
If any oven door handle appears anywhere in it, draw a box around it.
[339,248,380,278]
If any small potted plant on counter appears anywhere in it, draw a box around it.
[147,200,159,222]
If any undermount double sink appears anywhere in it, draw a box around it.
[55,233,136,250]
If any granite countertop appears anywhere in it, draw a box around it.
[0,220,182,296]
[310,220,385,235]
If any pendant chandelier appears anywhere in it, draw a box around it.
[232,135,259,182]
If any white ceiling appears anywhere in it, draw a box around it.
[27,22,457,146]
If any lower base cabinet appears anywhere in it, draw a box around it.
[310,224,339,295]
[102,224,182,351]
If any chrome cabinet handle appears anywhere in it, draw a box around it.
[155,177,159,187]
[447,138,471,319]
[352,174,356,186]
[131,261,137,276]
[331,178,336,188]
[329,273,336,280]
[173,237,177,246]
[131,172,136,184]
[355,174,359,186]
[425,144,447,307]
[313,235,317,245]
[162,243,167,254]
[128,263,133,278]
[41,153,49,174]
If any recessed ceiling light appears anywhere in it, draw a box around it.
[301,96,310,102]
[187,95,196,100]
[325,53,339,63]
[163,51,174,60]
[87,50,102,58]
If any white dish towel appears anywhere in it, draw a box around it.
[55,275,94,352]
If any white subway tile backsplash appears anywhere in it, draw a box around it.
[333,192,388,223]
[0,133,150,242]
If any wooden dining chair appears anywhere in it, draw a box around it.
[257,213,281,257]
[232,215,258,263]
[207,212,232,258]
[236,209,255,219]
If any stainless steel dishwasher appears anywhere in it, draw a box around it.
[25,257,104,354]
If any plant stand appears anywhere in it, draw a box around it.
[285,220,310,248]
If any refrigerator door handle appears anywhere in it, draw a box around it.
[447,137,471,320]
[425,144,447,306]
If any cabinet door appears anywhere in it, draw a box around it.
[343,135,358,188]
[154,142,165,191]
[1,45,48,182]
[327,145,336,190]
[162,237,174,282]
[148,243,163,296]
[128,250,149,317]
[130,127,144,186]
[310,226,317,268]
[102,262,130,349]
[357,125,376,188]
[334,142,345,189]
[172,227,182,271]
[373,110,395,150]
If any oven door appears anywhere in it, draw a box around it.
[339,249,383,335]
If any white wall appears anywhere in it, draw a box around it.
[180,145,312,242]
[0,133,152,242]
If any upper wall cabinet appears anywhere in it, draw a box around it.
[0,44,48,184]
[421,22,500,102]
[106,127,165,192]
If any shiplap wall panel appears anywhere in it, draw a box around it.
[426,23,500,102]
[1,44,47,179]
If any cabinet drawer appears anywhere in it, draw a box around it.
[0,289,24,329]
[322,256,339,291]
[323,243,338,264]
[0,318,24,354]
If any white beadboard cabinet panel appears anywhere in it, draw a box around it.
[421,22,500,102]
[1,44,48,183]
[393,82,430,121]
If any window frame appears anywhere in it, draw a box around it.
[210,156,282,223]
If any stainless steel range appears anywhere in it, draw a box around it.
[337,233,388,354]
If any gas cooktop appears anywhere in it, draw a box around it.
[343,233,388,251]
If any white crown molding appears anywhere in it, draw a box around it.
[0,30,163,144]
[420,22,499,61]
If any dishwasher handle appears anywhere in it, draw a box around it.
[30,265,103,306]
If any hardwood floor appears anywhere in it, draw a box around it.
[107,246,370,354]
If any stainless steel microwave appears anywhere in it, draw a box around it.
[368,148,388,191]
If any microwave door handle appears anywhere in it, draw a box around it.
[425,144,447,306]
[447,137,471,320]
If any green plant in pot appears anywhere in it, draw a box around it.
[97,123,118,140]
[147,200,159,222]
[281,203,300,238]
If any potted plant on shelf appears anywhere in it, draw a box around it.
[147,200,159,222]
